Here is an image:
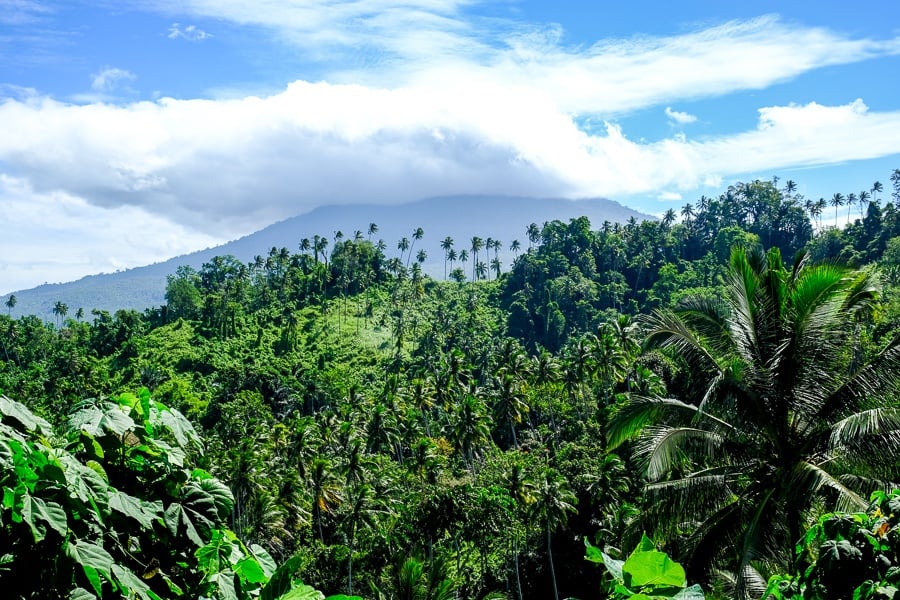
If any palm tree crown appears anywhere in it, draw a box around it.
[610,246,900,596]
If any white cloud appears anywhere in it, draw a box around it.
[90,67,136,92]
[665,107,697,125]
[2,87,899,242]
[0,174,220,294]
[657,191,683,201]
[167,23,211,41]
[142,6,900,116]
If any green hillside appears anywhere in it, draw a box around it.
[3,175,900,600]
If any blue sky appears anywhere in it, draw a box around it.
[1,0,900,293]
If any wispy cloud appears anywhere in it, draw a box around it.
[0,0,52,25]
[665,107,697,125]
[90,67,136,93]
[146,5,900,115]
[167,23,212,41]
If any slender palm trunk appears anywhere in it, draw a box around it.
[548,520,559,600]
[514,532,523,600]
[348,529,355,595]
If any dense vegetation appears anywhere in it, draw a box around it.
[3,172,900,599]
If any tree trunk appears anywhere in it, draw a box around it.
[548,520,559,600]
[514,532,523,600]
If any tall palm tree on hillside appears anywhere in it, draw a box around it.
[830,192,845,226]
[440,236,454,280]
[407,227,424,268]
[609,246,900,597]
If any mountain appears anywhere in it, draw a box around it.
[6,195,653,321]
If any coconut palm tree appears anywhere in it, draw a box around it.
[309,457,343,544]
[872,181,883,206]
[470,237,484,281]
[531,469,576,600]
[858,190,871,218]
[609,246,900,597]
[407,227,424,267]
[53,301,68,328]
[830,192,845,226]
[440,236,454,280]
[5,294,15,316]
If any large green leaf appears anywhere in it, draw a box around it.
[250,544,277,579]
[210,571,240,600]
[22,495,67,541]
[111,563,164,600]
[235,556,268,585]
[109,491,163,530]
[623,549,687,590]
[260,555,303,600]
[66,539,114,596]
[0,396,52,436]
[165,502,203,547]
[99,407,137,438]
[278,584,325,600]
[69,587,97,600]
[155,405,200,449]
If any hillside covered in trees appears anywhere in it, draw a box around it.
[4,173,900,600]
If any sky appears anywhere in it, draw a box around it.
[2,0,900,294]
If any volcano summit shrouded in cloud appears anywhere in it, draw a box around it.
[1,1,900,293]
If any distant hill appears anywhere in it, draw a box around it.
[7,195,653,321]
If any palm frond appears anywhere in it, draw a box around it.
[644,474,734,531]
[642,309,724,375]
[635,426,727,482]
[792,461,867,513]
[607,396,735,451]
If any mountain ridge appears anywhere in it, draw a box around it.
[6,194,654,320]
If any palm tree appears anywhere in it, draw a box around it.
[398,237,410,265]
[830,192,845,226]
[506,463,535,600]
[368,222,379,241]
[475,261,487,281]
[343,482,385,596]
[451,394,491,473]
[470,237,483,281]
[531,469,576,600]
[846,192,857,223]
[509,239,521,259]
[407,227,424,267]
[609,246,900,597]
[5,294,15,316]
[492,371,529,448]
[309,458,343,544]
[440,236,454,280]
[858,190,871,218]
[872,181,883,206]
[526,223,540,249]
[53,301,68,328]
[490,257,501,280]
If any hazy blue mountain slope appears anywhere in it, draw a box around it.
[8,195,652,320]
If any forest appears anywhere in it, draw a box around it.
[4,173,900,600]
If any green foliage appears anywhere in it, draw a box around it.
[765,490,900,600]
[0,391,334,600]
[586,534,704,599]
